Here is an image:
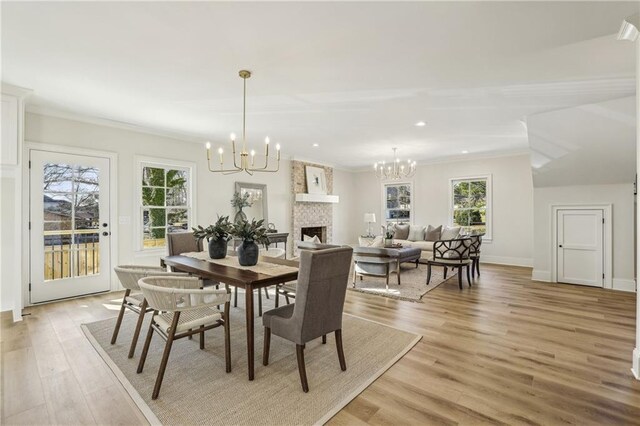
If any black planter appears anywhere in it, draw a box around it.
[208,238,227,259]
[237,240,259,266]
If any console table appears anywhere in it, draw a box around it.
[266,232,289,258]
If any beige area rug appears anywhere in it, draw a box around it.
[349,262,456,302]
[82,295,420,425]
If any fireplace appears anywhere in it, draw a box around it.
[301,226,326,243]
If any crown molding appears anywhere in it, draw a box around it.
[25,104,206,144]
[1,82,32,98]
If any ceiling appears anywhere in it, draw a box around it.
[2,1,638,169]
[529,96,636,187]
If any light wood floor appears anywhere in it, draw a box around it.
[2,264,639,425]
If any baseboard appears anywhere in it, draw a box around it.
[481,255,533,268]
[612,278,636,292]
[632,348,640,380]
[531,269,551,282]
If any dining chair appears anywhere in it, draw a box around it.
[112,265,189,358]
[167,231,219,291]
[469,233,485,278]
[425,238,473,289]
[136,276,231,400]
[274,242,340,308]
[262,246,353,392]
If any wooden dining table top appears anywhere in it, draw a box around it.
[162,255,299,288]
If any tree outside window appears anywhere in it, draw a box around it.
[141,165,190,249]
[452,178,488,235]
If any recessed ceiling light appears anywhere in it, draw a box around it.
[415,121,426,127]
[312,143,319,147]
[462,150,469,154]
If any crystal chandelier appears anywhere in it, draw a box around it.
[374,148,417,180]
[205,70,281,175]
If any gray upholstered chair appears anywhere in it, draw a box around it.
[274,242,340,307]
[262,246,353,392]
[425,238,472,289]
[469,233,484,278]
[111,265,189,358]
[167,231,220,291]
[136,276,231,400]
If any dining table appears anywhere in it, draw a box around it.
[161,254,299,381]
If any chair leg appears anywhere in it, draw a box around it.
[275,288,280,307]
[224,304,231,373]
[467,265,472,287]
[137,310,158,374]
[415,259,419,268]
[188,329,193,340]
[258,288,263,317]
[110,289,130,345]
[322,334,327,344]
[426,263,432,284]
[152,313,180,400]
[285,294,291,305]
[296,344,309,393]
[263,327,271,366]
[471,259,476,278]
[335,329,347,371]
[444,266,448,279]
[457,267,463,289]
[199,325,205,350]
[476,258,481,277]
[128,299,148,358]
[234,286,238,308]
[264,287,270,299]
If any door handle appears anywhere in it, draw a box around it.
[102,231,110,236]
[559,244,563,248]
[102,223,108,227]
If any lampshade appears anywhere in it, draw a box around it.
[364,213,376,223]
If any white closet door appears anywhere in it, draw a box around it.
[557,209,603,287]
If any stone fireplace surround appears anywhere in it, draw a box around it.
[291,160,334,256]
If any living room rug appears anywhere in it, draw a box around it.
[349,262,455,302]
[82,301,420,425]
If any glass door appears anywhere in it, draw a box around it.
[29,150,111,303]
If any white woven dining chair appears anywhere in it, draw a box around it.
[112,265,189,359]
[136,276,231,400]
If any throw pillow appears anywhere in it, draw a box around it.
[424,225,442,241]
[408,225,425,241]
[440,225,461,240]
[393,223,410,240]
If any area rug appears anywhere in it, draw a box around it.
[349,262,455,302]
[82,299,421,425]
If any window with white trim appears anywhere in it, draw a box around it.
[450,176,491,239]
[139,163,192,250]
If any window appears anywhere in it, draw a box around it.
[384,182,412,223]
[138,161,192,250]
[450,176,491,239]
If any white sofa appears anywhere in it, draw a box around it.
[360,223,462,260]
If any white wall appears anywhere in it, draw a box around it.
[352,153,534,266]
[0,177,16,311]
[332,168,357,245]
[532,183,635,290]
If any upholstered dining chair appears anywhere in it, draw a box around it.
[136,276,231,400]
[167,231,219,291]
[274,241,340,307]
[469,233,485,278]
[425,238,473,289]
[262,246,353,392]
[112,265,189,358]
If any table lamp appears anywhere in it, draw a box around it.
[364,213,376,237]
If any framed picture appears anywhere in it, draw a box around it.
[305,166,327,194]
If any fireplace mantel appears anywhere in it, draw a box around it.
[295,193,339,203]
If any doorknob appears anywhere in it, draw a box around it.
[102,231,110,236]
[102,223,108,227]
[559,244,563,248]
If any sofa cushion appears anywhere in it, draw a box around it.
[393,224,410,240]
[408,241,435,252]
[441,226,461,240]
[424,225,442,241]
[408,225,425,241]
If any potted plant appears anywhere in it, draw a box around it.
[192,215,233,259]
[231,218,268,266]
[382,224,394,247]
[231,191,252,224]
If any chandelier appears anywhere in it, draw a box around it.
[374,148,417,180]
[205,70,280,175]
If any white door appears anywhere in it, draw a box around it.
[557,209,603,287]
[30,150,111,303]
